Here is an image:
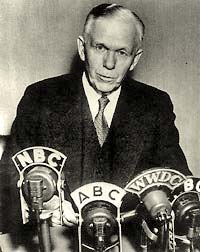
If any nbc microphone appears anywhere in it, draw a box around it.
[22,166,58,252]
[12,146,67,252]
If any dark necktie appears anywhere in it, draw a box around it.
[94,95,110,146]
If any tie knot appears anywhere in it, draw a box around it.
[98,95,109,112]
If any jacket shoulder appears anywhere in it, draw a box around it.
[125,78,173,112]
[26,73,81,95]
[16,73,81,117]
[127,78,169,98]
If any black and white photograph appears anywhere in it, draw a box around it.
[0,1,200,251]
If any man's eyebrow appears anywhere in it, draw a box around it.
[116,47,129,52]
[90,38,133,54]
[92,41,109,49]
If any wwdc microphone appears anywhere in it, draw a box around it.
[125,167,186,252]
[12,146,67,252]
[142,189,171,222]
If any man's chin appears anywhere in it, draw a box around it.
[94,83,120,94]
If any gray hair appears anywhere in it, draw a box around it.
[83,3,145,49]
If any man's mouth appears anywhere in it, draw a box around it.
[97,73,115,83]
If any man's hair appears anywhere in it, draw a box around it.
[83,3,145,49]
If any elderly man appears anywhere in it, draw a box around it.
[0,3,191,252]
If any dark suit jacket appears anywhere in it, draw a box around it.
[0,73,191,233]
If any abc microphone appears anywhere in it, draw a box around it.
[71,182,126,252]
[82,201,117,252]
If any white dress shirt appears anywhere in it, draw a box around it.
[82,72,121,127]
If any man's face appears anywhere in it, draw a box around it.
[78,16,142,94]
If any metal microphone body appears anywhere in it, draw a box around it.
[22,166,58,204]
[12,147,68,252]
[25,174,53,252]
[142,189,172,252]
[82,201,117,252]
[125,168,186,252]
[22,166,59,252]
[142,190,172,221]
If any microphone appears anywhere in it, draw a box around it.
[172,176,200,238]
[172,192,200,234]
[125,167,186,252]
[171,176,200,251]
[142,189,172,222]
[141,189,172,252]
[82,201,117,252]
[125,167,185,221]
[172,191,200,252]
[22,167,55,252]
[71,182,126,252]
[12,146,68,252]
[22,166,58,209]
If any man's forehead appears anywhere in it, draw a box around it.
[89,16,138,51]
[92,16,137,34]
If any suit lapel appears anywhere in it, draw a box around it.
[109,79,148,186]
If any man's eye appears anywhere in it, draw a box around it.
[117,50,128,56]
[95,45,105,51]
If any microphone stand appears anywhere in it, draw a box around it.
[140,228,148,252]
[159,221,169,252]
[35,211,51,252]
[157,213,171,252]
[28,179,52,252]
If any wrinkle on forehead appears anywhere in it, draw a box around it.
[88,16,139,53]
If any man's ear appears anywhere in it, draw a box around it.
[129,48,143,71]
[77,36,85,61]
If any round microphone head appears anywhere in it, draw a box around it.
[22,166,58,203]
[172,192,200,235]
[82,201,117,238]
[142,190,172,220]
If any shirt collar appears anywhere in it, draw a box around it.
[82,72,121,100]
[82,72,121,125]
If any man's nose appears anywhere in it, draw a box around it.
[103,50,116,70]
